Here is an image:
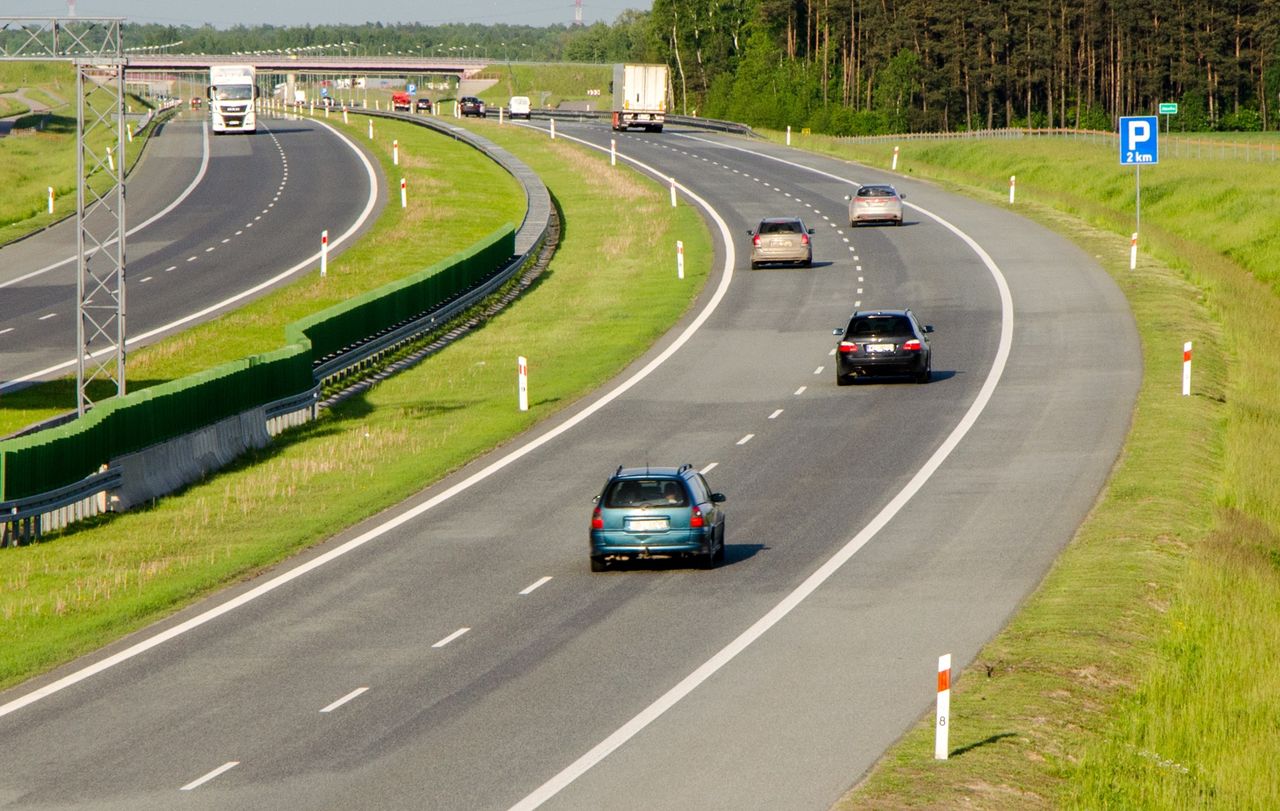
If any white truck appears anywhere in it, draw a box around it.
[208,64,257,134]
[611,63,668,133]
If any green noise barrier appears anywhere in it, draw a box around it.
[0,224,516,503]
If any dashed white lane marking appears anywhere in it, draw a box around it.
[139,276,153,283]
[519,577,553,596]
[204,246,214,253]
[794,386,807,395]
[0,327,14,336]
[165,265,176,272]
[855,300,862,307]
[858,276,864,282]
[822,214,829,220]
[857,288,863,294]
[432,628,470,648]
[320,687,369,713]
[246,222,254,228]
[768,409,783,420]
[813,366,824,375]
[38,313,57,321]
[856,265,862,271]
[180,762,239,791]
[261,209,269,214]
[700,462,718,474]
[221,238,230,244]
[854,255,860,260]
[736,434,754,446]
[234,231,243,236]
[842,238,850,243]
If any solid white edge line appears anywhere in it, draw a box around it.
[0,122,212,292]
[0,123,737,722]
[0,119,379,394]
[180,761,239,791]
[320,686,369,713]
[432,627,471,648]
[519,576,554,596]
[507,122,1015,811]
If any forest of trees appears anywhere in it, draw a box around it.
[119,1,1280,135]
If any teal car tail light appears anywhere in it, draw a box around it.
[591,507,604,530]
[689,506,705,528]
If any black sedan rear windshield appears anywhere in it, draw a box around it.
[847,315,913,337]
[605,479,689,508]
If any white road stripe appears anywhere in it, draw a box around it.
[165,266,176,272]
[794,386,806,395]
[205,246,215,253]
[736,434,754,445]
[432,627,470,648]
[180,761,239,791]
[699,462,718,474]
[320,687,368,713]
[38,313,56,321]
[0,327,14,336]
[139,276,153,283]
[813,366,824,374]
[186,256,197,262]
[221,238,230,244]
[768,409,783,419]
[519,577,553,596]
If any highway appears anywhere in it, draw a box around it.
[0,118,1140,809]
[0,110,382,392]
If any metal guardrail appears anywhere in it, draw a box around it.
[2,105,552,547]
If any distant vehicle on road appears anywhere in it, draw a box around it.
[208,63,256,134]
[590,465,726,571]
[415,97,432,112]
[847,184,905,226]
[747,216,814,269]
[459,96,486,117]
[833,309,934,385]
[189,96,202,109]
[509,95,531,119]
[391,91,412,112]
[611,63,668,132]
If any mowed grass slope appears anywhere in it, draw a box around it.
[776,133,1280,807]
[0,62,153,247]
[474,63,611,109]
[0,111,711,692]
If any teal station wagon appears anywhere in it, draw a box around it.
[589,465,726,571]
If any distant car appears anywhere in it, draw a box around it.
[509,95,531,119]
[834,309,933,385]
[415,97,432,112]
[847,184,905,226]
[190,96,202,108]
[747,217,814,269]
[590,465,727,571]
[459,96,486,117]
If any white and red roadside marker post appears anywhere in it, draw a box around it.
[47,186,54,214]
[935,654,951,760]
[342,107,349,125]
[517,356,529,412]
[320,230,329,277]
[786,125,792,146]
[670,177,677,208]
[1130,232,1138,270]
[892,145,900,171]
[400,178,407,209]
[368,118,373,139]
[1183,342,1192,396]
[610,138,616,166]
[1009,175,1016,205]
[550,117,556,139]
[676,240,685,279]
[393,139,399,165]
[499,106,504,125]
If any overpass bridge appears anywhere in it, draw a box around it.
[125,54,490,78]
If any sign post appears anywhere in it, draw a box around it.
[1119,116,1158,267]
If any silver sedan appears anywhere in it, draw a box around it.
[748,217,814,268]
[847,184,905,226]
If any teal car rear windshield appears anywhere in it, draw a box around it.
[604,478,690,508]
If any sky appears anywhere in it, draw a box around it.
[20,1,652,28]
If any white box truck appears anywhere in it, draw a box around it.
[209,64,257,134]
[611,63,668,133]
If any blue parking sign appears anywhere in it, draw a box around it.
[407,83,417,95]
[1119,116,1159,165]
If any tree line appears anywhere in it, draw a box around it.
[118,1,1280,134]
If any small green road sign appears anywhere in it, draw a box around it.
[1159,102,1178,115]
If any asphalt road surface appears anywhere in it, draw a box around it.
[0,110,382,392]
[0,119,1140,810]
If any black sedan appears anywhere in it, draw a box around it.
[833,309,933,384]
[459,96,486,117]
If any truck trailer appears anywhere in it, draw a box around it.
[611,63,668,133]
[209,64,256,134]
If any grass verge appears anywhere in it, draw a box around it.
[768,134,1280,806]
[0,112,712,693]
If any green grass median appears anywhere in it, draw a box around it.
[773,133,1280,808]
[0,110,712,693]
